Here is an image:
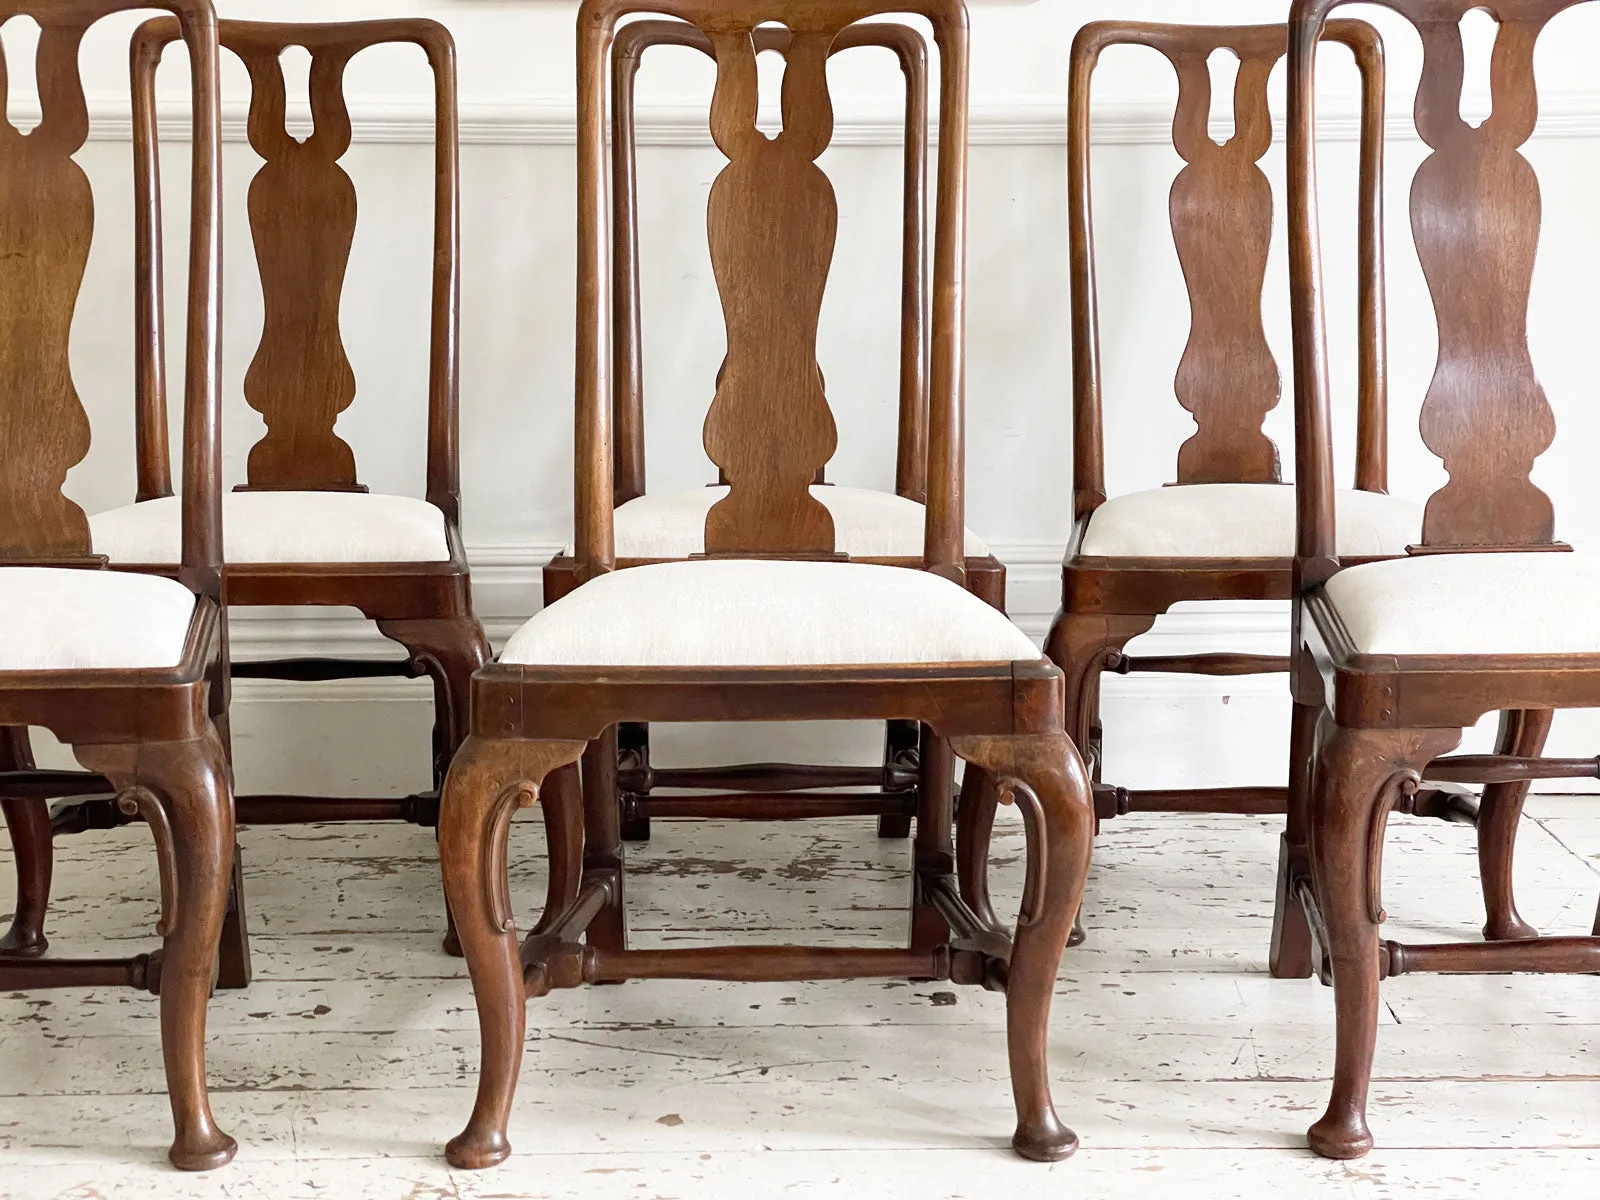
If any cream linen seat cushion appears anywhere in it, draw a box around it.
[0,568,197,672]
[501,559,1039,668]
[568,485,989,559]
[1080,483,1422,559]
[1323,552,1600,656]
[89,492,450,565]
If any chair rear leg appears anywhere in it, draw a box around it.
[532,763,584,934]
[618,723,652,842]
[1478,708,1553,942]
[955,762,1001,932]
[877,719,920,838]
[214,847,252,989]
[582,726,628,956]
[205,702,252,986]
[1,726,50,958]
[1270,698,1320,978]
[909,729,954,954]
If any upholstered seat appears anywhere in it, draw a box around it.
[570,485,989,559]
[0,568,197,672]
[1080,483,1421,559]
[502,559,1038,667]
[1323,552,1600,656]
[89,492,451,565]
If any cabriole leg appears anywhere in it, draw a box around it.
[1306,724,1460,1160]
[950,730,1094,1162]
[440,735,586,1170]
[1042,611,1156,792]
[378,614,492,955]
[77,729,240,1171]
[1,726,50,958]
[1478,708,1553,942]
[1041,611,1154,948]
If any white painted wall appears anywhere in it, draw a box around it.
[8,0,1600,795]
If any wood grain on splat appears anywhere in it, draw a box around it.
[701,27,839,556]
[239,44,361,491]
[1405,1,1564,548]
[1169,47,1281,485]
[0,21,94,559]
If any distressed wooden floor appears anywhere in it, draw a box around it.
[2,795,1598,1198]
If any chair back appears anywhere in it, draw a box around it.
[1288,0,1583,582]
[1070,19,1386,523]
[131,17,463,522]
[0,0,222,599]
[573,0,970,580]
[609,18,930,506]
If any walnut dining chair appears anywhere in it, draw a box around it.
[961,18,1552,965]
[541,16,1004,852]
[438,0,1093,1169]
[1284,0,1600,1159]
[0,0,236,1169]
[954,18,1401,953]
[4,17,491,981]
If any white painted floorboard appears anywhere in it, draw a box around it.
[2,797,1598,1198]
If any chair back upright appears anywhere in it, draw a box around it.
[1287,0,1578,592]
[131,17,463,523]
[0,0,222,600]
[1069,19,1386,525]
[609,18,930,507]
[573,0,970,583]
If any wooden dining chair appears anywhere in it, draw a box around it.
[0,0,236,1169]
[438,0,1093,1169]
[542,16,1003,848]
[1050,20,1409,823]
[5,17,490,979]
[948,20,1404,954]
[971,18,1547,961]
[1284,0,1600,1159]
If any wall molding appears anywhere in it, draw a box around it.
[34,89,1600,149]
